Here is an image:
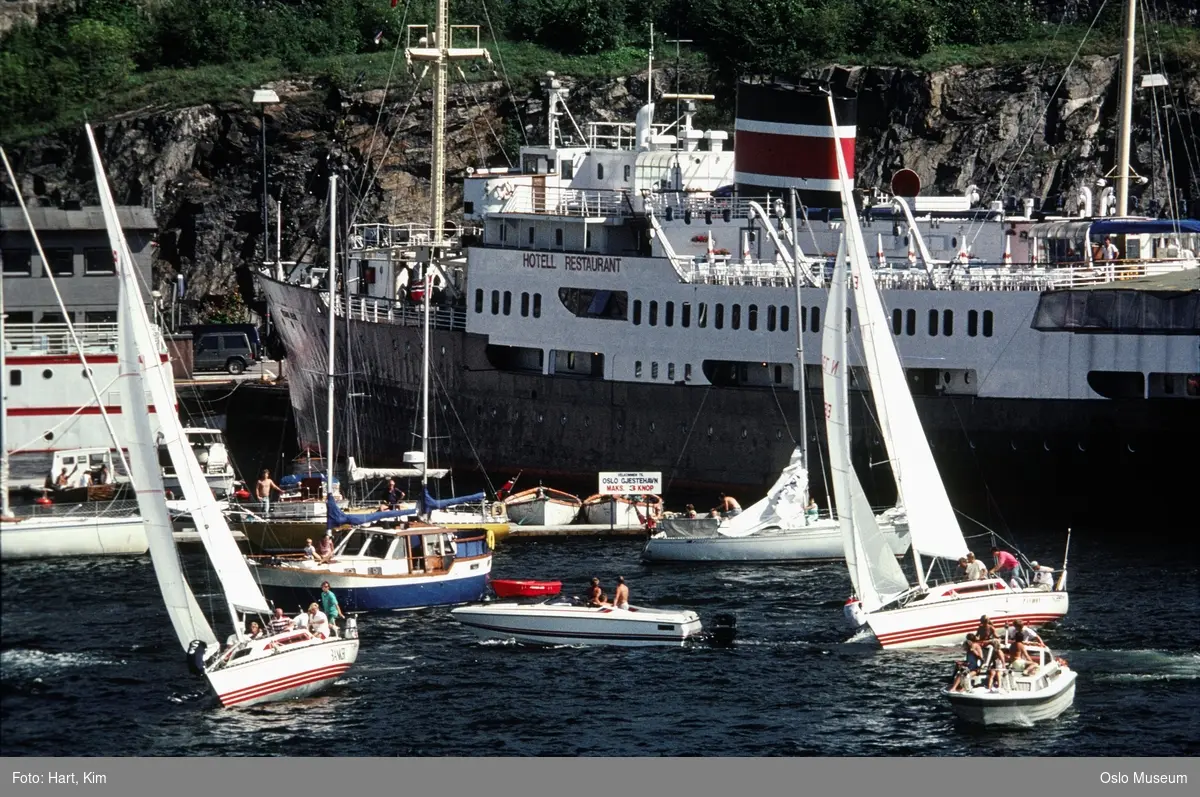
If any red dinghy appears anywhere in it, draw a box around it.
[491,579,562,598]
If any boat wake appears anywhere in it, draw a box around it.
[0,648,125,678]
[1071,649,1200,682]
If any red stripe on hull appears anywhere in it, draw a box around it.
[218,664,350,707]
[735,130,855,182]
[6,354,167,366]
[875,612,1066,648]
[7,405,160,417]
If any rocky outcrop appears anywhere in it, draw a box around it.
[2,57,1197,315]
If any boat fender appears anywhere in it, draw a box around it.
[843,597,868,629]
[186,640,207,677]
[485,528,496,551]
[344,616,359,640]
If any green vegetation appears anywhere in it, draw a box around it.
[1,0,1196,141]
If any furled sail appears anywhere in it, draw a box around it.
[422,489,487,511]
[714,447,809,538]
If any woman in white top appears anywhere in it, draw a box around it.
[306,603,330,638]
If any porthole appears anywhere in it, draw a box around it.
[560,414,567,426]
[42,369,53,379]
[537,413,544,423]
[741,428,748,439]
[584,417,591,428]
[491,408,497,418]
[707,426,713,436]
[81,368,92,378]
[44,431,55,441]
[649,421,656,433]
[776,430,783,440]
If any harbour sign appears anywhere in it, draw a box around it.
[598,472,662,495]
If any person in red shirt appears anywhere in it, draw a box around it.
[989,546,1023,586]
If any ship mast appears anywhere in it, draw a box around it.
[325,175,337,500]
[405,0,490,505]
[1115,0,1137,217]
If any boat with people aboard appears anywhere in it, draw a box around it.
[451,598,703,647]
[581,492,662,527]
[945,639,1077,727]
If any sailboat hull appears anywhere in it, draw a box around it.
[207,636,359,708]
[643,517,910,563]
[0,514,148,560]
[867,585,1069,649]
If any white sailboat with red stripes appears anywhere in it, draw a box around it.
[88,127,358,707]
[821,98,1068,650]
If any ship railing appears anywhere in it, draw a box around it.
[11,499,141,520]
[328,293,467,331]
[500,184,631,218]
[347,223,482,253]
[584,122,676,150]
[1040,258,1195,288]
[2,323,120,355]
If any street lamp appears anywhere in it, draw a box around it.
[252,88,280,266]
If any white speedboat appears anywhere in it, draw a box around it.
[505,486,582,526]
[451,599,702,647]
[945,644,1077,727]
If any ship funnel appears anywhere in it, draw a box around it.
[635,103,655,151]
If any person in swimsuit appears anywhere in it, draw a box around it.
[587,577,608,607]
[612,576,629,610]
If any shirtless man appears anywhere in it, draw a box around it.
[256,469,282,515]
[587,577,608,607]
[612,576,629,610]
[716,493,742,518]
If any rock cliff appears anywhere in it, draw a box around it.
[2,56,1197,315]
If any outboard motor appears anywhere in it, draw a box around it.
[343,616,359,640]
[843,597,868,629]
[710,613,738,647]
[185,639,207,677]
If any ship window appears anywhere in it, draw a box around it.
[503,291,512,316]
[651,362,659,379]
[928,309,939,336]
[491,290,499,315]
[811,306,821,333]
[635,361,642,378]
[464,201,474,215]
[774,365,783,384]
[1087,370,1144,399]
[767,305,776,331]
[905,309,916,336]
[968,309,978,337]
[555,228,563,247]
[892,308,902,335]
[649,300,659,326]
[474,289,483,314]
[1188,375,1200,397]
[41,311,74,324]
[528,226,535,244]
[715,304,724,330]
[982,310,994,337]
[499,224,507,242]
[557,287,628,320]
[781,305,789,332]
[633,300,643,326]
[533,294,542,318]
[567,352,576,370]
[682,302,691,328]
[732,304,741,330]
[668,363,676,380]
[561,160,574,179]
[9,370,20,386]
[84,247,115,275]
[44,248,74,277]
[623,165,631,182]
[684,363,693,381]
[2,248,32,276]
[586,229,593,249]
[521,292,530,317]
[698,303,708,328]
[666,301,675,327]
[748,304,758,331]
[943,309,954,336]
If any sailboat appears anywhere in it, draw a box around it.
[88,126,359,705]
[249,175,492,612]
[821,97,1069,649]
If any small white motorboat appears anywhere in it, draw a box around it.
[945,644,1077,727]
[451,598,701,647]
[504,486,581,526]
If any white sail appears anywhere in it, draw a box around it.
[830,122,968,563]
[714,447,808,537]
[87,126,269,615]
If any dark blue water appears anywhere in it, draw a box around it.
[2,529,1197,756]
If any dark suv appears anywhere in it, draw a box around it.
[194,332,257,375]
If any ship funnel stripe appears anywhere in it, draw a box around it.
[735,119,856,139]
[734,131,856,184]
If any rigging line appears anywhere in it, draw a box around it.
[479,0,528,147]
[944,395,1012,538]
[452,68,490,166]
[348,67,429,229]
[664,383,712,496]
[1140,0,1177,218]
[1153,1,1200,203]
[967,0,1111,252]
[426,346,497,497]
[455,65,514,167]
[356,0,414,201]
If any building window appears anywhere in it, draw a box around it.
[968,309,978,337]
[943,309,954,336]
[715,304,725,330]
[84,311,117,324]
[521,292,530,317]
[651,362,659,379]
[905,309,916,336]
[533,294,542,318]
[666,301,675,327]
[2,248,32,276]
[698,303,708,328]
[928,309,939,336]
[684,363,693,381]
[767,305,777,332]
[474,289,483,314]
[40,311,75,324]
[502,291,512,315]
[623,165,631,182]
[668,363,676,381]
[983,310,994,337]
[635,361,643,378]
[528,227,535,244]
[633,300,642,326]
[811,306,821,333]
[84,248,115,275]
[597,163,605,180]
[682,302,692,328]
[748,304,758,331]
[44,248,74,277]
[781,305,790,332]
[561,160,574,179]
[892,308,902,336]
[732,304,741,330]
[491,290,500,315]
[649,301,659,326]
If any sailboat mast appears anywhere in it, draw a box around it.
[1115,0,1137,217]
[326,175,338,496]
[791,189,807,473]
[0,268,10,519]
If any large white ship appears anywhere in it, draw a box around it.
[258,33,1199,524]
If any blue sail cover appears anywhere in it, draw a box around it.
[326,494,414,530]
[421,488,486,512]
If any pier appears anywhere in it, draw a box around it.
[503,524,650,541]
